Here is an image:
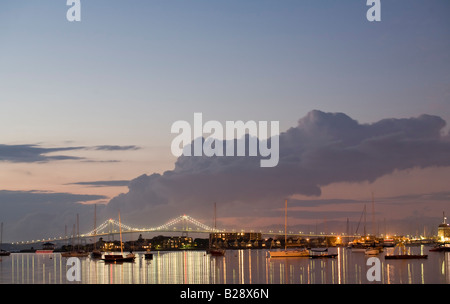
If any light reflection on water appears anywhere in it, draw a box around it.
[1,247,449,284]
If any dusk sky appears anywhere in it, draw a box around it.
[1,0,450,242]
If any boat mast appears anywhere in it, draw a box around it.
[363,204,366,237]
[77,213,80,251]
[285,199,287,251]
[372,192,375,237]
[346,218,349,245]
[94,204,97,250]
[119,212,123,255]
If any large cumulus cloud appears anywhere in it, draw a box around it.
[102,110,450,227]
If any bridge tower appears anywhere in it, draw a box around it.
[181,215,189,238]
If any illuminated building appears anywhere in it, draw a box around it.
[438,212,450,242]
[210,232,262,242]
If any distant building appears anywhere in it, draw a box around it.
[148,236,192,249]
[209,232,264,248]
[42,242,55,250]
[210,232,262,242]
[438,212,450,242]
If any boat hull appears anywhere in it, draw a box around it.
[429,247,450,252]
[61,252,89,258]
[91,251,103,259]
[102,254,135,263]
[207,249,225,256]
[35,250,54,254]
[309,253,338,259]
[351,248,366,253]
[310,248,328,252]
[365,249,380,255]
[385,255,428,260]
[269,250,309,258]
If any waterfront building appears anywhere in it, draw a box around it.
[210,232,262,242]
[438,212,450,242]
[161,236,193,249]
[42,242,55,250]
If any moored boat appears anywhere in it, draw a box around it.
[268,200,309,258]
[310,248,328,252]
[385,254,427,260]
[207,248,226,256]
[0,249,10,256]
[61,251,89,258]
[365,248,380,256]
[91,250,103,259]
[62,214,88,257]
[429,244,450,252]
[385,242,427,260]
[309,253,338,259]
[101,212,135,263]
[103,253,135,263]
[207,203,225,257]
[269,249,310,258]
[91,205,103,259]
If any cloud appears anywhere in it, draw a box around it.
[5,110,450,241]
[101,110,450,228]
[0,144,141,163]
[377,191,450,204]
[0,190,107,242]
[68,180,130,187]
[92,145,140,151]
[0,144,84,163]
[0,190,107,205]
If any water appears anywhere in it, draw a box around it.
[1,246,449,284]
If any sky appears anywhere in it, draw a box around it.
[0,0,449,242]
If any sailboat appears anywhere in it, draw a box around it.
[349,204,373,253]
[91,205,102,259]
[207,202,225,256]
[61,214,89,258]
[0,223,11,256]
[364,193,383,255]
[102,212,135,263]
[268,200,309,258]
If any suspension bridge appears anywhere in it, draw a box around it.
[11,214,359,245]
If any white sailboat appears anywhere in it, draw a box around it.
[268,200,309,258]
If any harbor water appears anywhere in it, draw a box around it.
[1,246,449,284]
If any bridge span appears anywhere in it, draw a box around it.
[11,214,360,245]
